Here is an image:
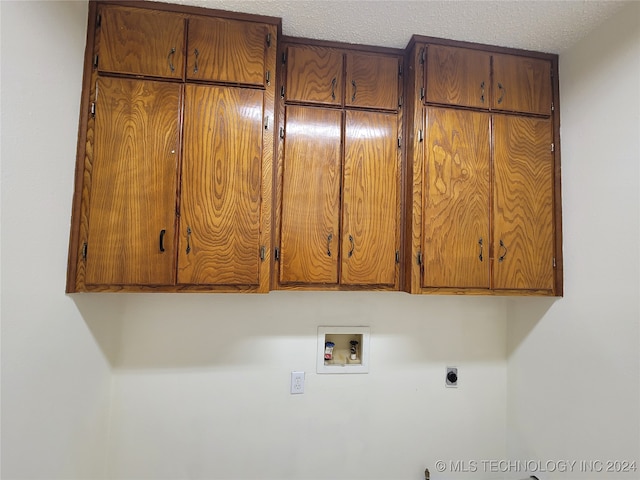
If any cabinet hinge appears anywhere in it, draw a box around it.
[398,64,403,76]
[260,245,266,262]
[266,33,272,47]
[279,126,285,139]
[395,251,400,264]
[96,13,101,27]
[90,102,96,118]
[265,70,271,86]
[551,143,555,152]
[280,86,285,98]
[398,136,402,148]
[418,129,424,142]
[398,95,403,108]
[551,101,555,112]
[420,86,425,101]
[81,242,87,261]
[417,251,423,266]
[274,247,280,261]
[420,48,425,65]
[553,257,557,268]
[264,116,270,130]
[282,52,287,64]
[93,54,99,69]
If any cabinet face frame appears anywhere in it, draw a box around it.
[66,1,280,293]
[404,36,563,296]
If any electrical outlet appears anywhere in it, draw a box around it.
[446,366,458,387]
[290,371,305,394]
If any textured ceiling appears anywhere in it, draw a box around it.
[159,0,631,54]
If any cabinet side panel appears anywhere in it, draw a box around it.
[422,107,490,288]
[179,85,263,285]
[86,78,180,285]
[493,115,554,290]
[280,106,342,284]
[341,110,398,286]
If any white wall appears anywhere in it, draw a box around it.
[1,2,120,478]
[507,3,640,479]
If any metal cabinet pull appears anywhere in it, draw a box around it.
[498,239,507,262]
[159,229,166,252]
[351,80,357,102]
[326,234,333,257]
[497,82,506,104]
[480,81,485,103]
[186,226,192,254]
[193,49,199,74]
[168,48,176,73]
[331,77,337,100]
[348,234,355,258]
[478,238,483,262]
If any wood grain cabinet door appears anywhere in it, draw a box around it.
[279,106,342,284]
[425,45,490,109]
[179,85,264,285]
[345,53,399,111]
[86,78,180,285]
[186,17,268,86]
[285,45,344,106]
[341,111,399,286]
[422,107,490,288]
[492,54,552,115]
[97,5,185,79]
[493,115,554,291]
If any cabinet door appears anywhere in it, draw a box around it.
[422,107,490,288]
[86,78,180,285]
[492,55,552,115]
[425,45,490,109]
[187,17,267,86]
[493,115,554,291]
[280,106,342,284]
[285,45,343,106]
[98,5,184,79]
[342,111,398,285]
[179,85,264,285]
[345,53,399,110]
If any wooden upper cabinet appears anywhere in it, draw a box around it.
[279,106,342,284]
[493,115,554,291]
[97,5,185,79]
[285,45,344,106]
[422,107,490,288]
[492,54,552,115]
[425,45,490,109]
[86,77,180,285]
[341,110,399,285]
[178,85,264,286]
[345,53,399,110]
[186,17,269,86]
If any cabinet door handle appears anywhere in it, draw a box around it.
[498,239,507,262]
[348,234,355,258]
[478,237,483,262]
[193,49,199,74]
[159,229,166,252]
[497,82,505,104]
[326,234,333,257]
[480,81,485,103]
[186,226,192,254]
[331,77,337,100]
[351,80,357,102]
[168,48,176,73]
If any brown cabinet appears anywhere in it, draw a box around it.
[284,45,343,106]
[67,3,278,292]
[97,5,185,79]
[345,53,400,110]
[406,39,561,295]
[425,45,490,109]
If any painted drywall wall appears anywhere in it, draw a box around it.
[0,2,120,478]
[506,3,640,479]
[107,293,508,479]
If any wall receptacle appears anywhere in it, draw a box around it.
[290,371,305,394]
[446,366,458,387]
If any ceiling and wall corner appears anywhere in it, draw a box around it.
[161,0,630,53]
